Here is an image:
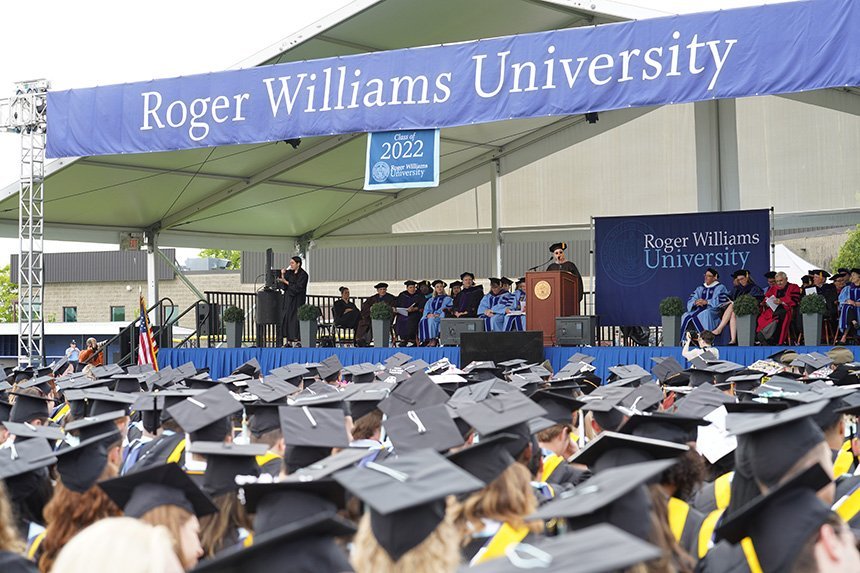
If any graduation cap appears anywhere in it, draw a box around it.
[344,382,394,421]
[316,355,343,381]
[446,433,518,484]
[790,352,833,373]
[245,403,281,436]
[18,375,54,394]
[333,449,484,560]
[108,374,145,394]
[1,420,64,442]
[0,398,12,424]
[44,427,123,493]
[188,441,267,496]
[99,462,217,518]
[376,366,411,384]
[384,352,412,367]
[82,389,138,417]
[230,357,261,378]
[724,370,766,393]
[377,372,449,417]
[216,374,253,390]
[466,523,662,573]
[7,390,52,424]
[651,356,685,383]
[461,361,500,381]
[383,404,464,453]
[619,383,664,413]
[65,410,125,440]
[0,436,57,480]
[671,385,735,418]
[343,363,378,384]
[448,378,511,406]
[607,364,653,384]
[46,356,69,376]
[245,377,298,403]
[569,431,688,473]
[498,358,528,369]
[279,405,350,448]
[166,384,242,440]
[90,364,123,378]
[455,391,547,436]
[531,391,584,425]
[242,478,347,531]
[374,282,389,289]
[288,383,355,409]
[808,269,831,279]
[715,463,833,573]
[567,353,595,365]
[723,401,788,413]
[403,359,430,374]
[285,448,370,483]
[768,349,798,364]
[764,271,777,280]
[619,412,708,445]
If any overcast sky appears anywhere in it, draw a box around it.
[0,0,792,268]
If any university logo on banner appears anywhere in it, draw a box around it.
[365,129,439,190]
[595,209,770,326]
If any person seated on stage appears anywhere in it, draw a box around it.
[419,280,453,347]
[800,274,813,290]
[546,241,584,305]
[764,270,777,288]
[809,269,840,334]
[355,283,397,347]
[833,268,849,294]
[502,277,527,332]
[394,281,423,346]
[838,268,860,344]
[332,286,360,330]
[417,280,432,301]
[679,267,730,339]
[712,269,764,345]
[756,271,802,345]
[682,330,719,361]
[443,281,463,317]
[478,278,507,332]
[450,272,483,318]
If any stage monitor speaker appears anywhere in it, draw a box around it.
[256,290,281,325]
[555,316,598,346]
[439,318,484,346]
[460,331,545,367]
[196,302,211,335]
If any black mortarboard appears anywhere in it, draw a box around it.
[166,384,242,438]
[316,355,343,382]
[790,352,833,373]
[383,404,464,453]
[808,269,830,279]
[18,375,53,394]
[65,410,125,440]
[619,412,708,444]
[246,403,282,436]
[289,383,355,409]
[377,366,411,384]
[99,462,217,518]
[549,242,567,253]
[334,449,484,560]
[466,524,662,573]
[109,374,145,394]
[459,272,475,280]
[344,363,378,384]
[45,428,122,493]
[231,357,261,378]
[1,420,64,442]
[90,364,123,378]
[242,479,348,534]
[531,391,583,425]
[488,277,501,286]
[403,280,418,287]
[448,378,511,406]
[671,385,735,418]
[0,436,57,479]
[731,269,751,278]
[619,383,664,413]
[569,431,688,473]
[500,276,513,286]
[47,356,69,375]
[715,463,833,573]
[285,448,370,483]
[188,441,266,496]
[449,280,463,288]
[373,282,388,289]
[0,398,12,424]
[82,389,138,417]
[446,433,518,484]
[764,271,777,279]
[246,376,298,403]
[377,372,449,416]
[455,392,547,436]
[344,382,393,420]
[651,356,684,383]
[607,364,653,384]
[8,391,52,423]
[279,405,349,448]
[403,359,430,374]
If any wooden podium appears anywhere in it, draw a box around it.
[526,271,581,345]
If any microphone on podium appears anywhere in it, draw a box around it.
[527,256,554,272]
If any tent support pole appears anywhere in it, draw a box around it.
[146,230,160,326]
[491,159,503,277]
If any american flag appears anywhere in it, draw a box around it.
[138,295,159,370]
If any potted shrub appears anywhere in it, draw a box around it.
[659,296,684,346]
[370,302,393,348]
[732,294,760,347]
[297,304,321,348]
[222,306,245,348]
[799,293,826,346]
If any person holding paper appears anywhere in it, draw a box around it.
[756,271,801,345]
[679,268,730,339]
[394,280,423,345]
[837,268,860,344]
[418,280,453,346]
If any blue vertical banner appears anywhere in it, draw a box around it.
[365,129,440,190]
[595,209,771,326]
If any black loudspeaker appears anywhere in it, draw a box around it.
[459,331,545,367]
[196,302,211,335]
[256,290,281,325]
[555,316,598,346]
[439,318,484,346]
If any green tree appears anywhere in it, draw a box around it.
[832,225,860,272]
[198,249,241,269]
[0,265,18,323]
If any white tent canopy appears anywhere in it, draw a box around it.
[774,243,816,285]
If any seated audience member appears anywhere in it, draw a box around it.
[394,281,423,346]
[810,269,839,334]
[478,278,507,332]
[682,330,719,361]
[764,271,777,288]
[451,273,483,318]
[833,269,849,294]
[333,287,360,330]
[419,280,453,347]
[417,280,432,300]
[756,271,801,345]
[502,277,526,332]
[679,268,730,339]
[355,283,397,346]
[838,268,860,344]
[712,269,764,345]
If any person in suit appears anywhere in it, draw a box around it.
[355,283,397,346]
[276,256,309,346]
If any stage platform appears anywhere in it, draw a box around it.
[159,345,859,381]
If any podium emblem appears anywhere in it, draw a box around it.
[534,280,551,300]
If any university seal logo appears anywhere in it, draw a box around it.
[371,161,390,183]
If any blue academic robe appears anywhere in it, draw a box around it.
[419,295,453,341]
[839,284,860,332]
[502,289,526,332]
[478,291,508,331]
[680,282,730,336]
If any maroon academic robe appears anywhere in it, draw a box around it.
[756,283,801,344]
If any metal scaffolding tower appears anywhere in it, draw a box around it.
[0,79,49,367]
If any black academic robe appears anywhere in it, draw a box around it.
[696,540,752,573]
[333,298,360,329]
[547,260,584,303]
[815,283,839,321]
[394,290,423,341]
[451,285,484,318]
[129,431,185,472]
[277,268,309,341]
[356,293,397,342]
[730,281,765,302]
[0,551,38,573]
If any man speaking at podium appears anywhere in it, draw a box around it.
[546,242,583,304]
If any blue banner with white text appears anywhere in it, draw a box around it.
[595,209,771,326]
[46,0,859,158]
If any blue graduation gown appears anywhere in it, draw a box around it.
[839,284,860,332]
[478,292,507,331]
[680,282,730,335]
[418,295,453,341]
[502,289,526,332]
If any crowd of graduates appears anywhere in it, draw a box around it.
[2,344,860,572]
